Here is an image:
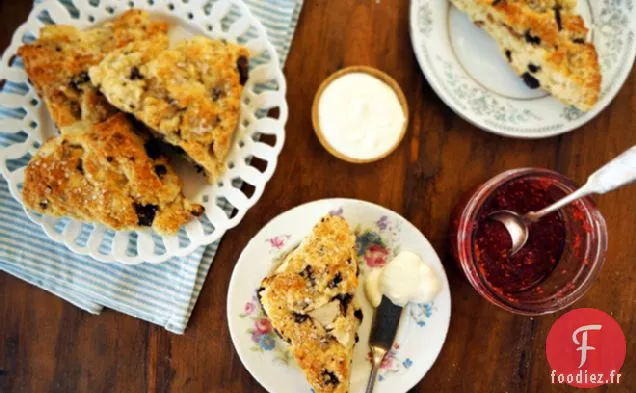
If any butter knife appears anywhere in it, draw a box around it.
[365,296,403,393]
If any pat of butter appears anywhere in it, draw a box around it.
[364,251,441,308]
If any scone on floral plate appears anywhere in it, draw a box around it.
[410,0,636,138]
[228,199,451,393]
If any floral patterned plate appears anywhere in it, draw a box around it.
[410,0,636,138]
[227,199,451,393]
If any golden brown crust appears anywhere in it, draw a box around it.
[259,215,361,393]
[451,0,601,110]
[23,113,203,235]
[18,10,169,128]
[89,36,249,182]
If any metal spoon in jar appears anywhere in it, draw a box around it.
[490,145,636,256]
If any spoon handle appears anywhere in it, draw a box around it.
[528,145,636,221]
[585,145,636,194]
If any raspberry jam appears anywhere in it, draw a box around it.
[450,169,608,315]
[474,179,566,294]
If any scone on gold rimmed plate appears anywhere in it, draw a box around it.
[312,66,409,164]
[0,0,287,264]
[409,0,636,138]
[227,199,451,393]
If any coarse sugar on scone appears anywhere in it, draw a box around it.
[18,9,169,128]
[258,215,363,393]
[23,113,203,235]
[451,0,601,110]
[89,36,249,182]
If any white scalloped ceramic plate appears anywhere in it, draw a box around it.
[0,0,287,264]
[410,0,636,138]
[227,199,451,393]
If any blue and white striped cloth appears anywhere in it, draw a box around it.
[0,0,302,334]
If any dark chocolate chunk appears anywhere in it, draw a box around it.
[133,203,159,226]
[195,164,205,174]
[76,160,84,174]
[154,164,167,178]
[328,272,343,289]
[572,38,586,44]
[144,140,162,159]
[212,88,223,101]
[492,0,503,5]
[39,200,48,210]
[321,370,339,386]
[528,63,541,73]
[524,29,541,45]
[237,56,249,86]
[299,265,316,286]
[130,66,143,80]
[522,72,541,89]
[505,50,512,62]
[292,312,309,323]
[355,334,360,343]
[354,308,363,322]
[555,6,563,31]
[69,71,90,91]
[106,156,113,162]
[333,293,353,314]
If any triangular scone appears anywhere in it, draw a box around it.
[258,215,363,393]
[450,0,601,110]
[23,113,204,235]
[18,10,169,128]
[89,36,249,182]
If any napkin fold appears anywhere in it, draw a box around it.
[0,0,302,334]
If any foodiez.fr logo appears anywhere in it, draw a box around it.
[546,308,626,388]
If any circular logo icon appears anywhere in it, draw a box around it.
[546,308,626,388]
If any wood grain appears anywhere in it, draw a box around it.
[0,1,634,392]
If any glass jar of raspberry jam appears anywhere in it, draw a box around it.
[450,168,608,315]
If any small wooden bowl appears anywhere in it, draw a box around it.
[311,65,409,164]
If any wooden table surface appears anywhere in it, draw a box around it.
[1,1,634,392]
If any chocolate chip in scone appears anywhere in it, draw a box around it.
[333,293,353,314]
[144,140,162,159]
[212,88,223,101]
[133,203,159,226]
[491,0,503,5]
[191,205,205,217]
[572,38,586,44]
[328,272,343,289]
[39,200,48,210]
[130,66,143,80]
[237,56,249,86]
[299,265,316,286]
[256,287,266,308]
[292,312,309,323]
[505,50,512,63]
[195,164,205,174]
[354,308,363,322]
[76,160,84,174]
[69,71,90,91]
[355,334,360,343]
[554,6,563,31]
[521,72,541,89]
[528,63,541,73]
[524,30,541,45]
[106,156,113,162]
[154,164,167,178]
[321,370,340,386]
